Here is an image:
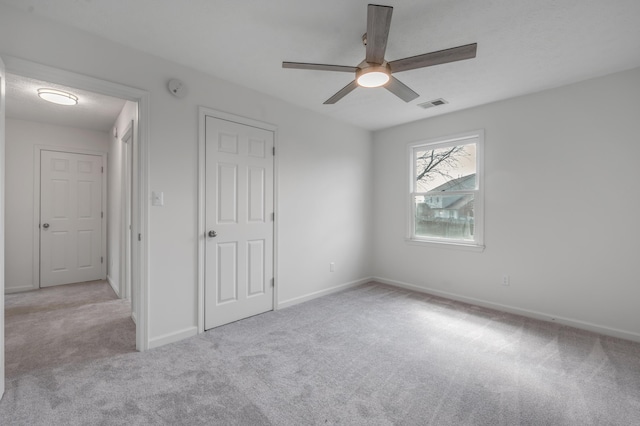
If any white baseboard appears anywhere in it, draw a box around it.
[106,275,120,298]
[4,284,38,294]
[373,276,640,343]
[148,326,198,349]
[277,277,372,310]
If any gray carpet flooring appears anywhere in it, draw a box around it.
[1,282,639,425]
[4,280,136,378]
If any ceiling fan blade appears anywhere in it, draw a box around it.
[282,62,357,73]
[365,4,393,65]
[324,80,359,104]
[388,43,477,73]
[384,76,419,102]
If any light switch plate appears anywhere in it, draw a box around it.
[152,191,164,206]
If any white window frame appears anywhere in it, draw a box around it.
[406,130,485,251]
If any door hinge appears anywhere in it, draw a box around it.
[271,212,275,221]
[272,146,275,156]
[101,212,104,218]
[138,233,142,241]
[101,256,104,264]
[271,278,274,287]
[101,166,104,173]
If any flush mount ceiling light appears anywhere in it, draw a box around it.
[37,88,78,106]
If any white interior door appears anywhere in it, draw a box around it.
[40,150,104,287]
[205,116,274,330]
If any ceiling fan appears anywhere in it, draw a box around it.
[283,4,477,104]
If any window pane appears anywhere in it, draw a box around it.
[414,194,475,240]
[415,142,476,192]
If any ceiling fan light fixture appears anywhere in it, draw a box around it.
[37,88,78,106]
[282,4,477,104]
[356,66,390,88]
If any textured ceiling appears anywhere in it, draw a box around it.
[2,0,640,131]
[6,73,126,133]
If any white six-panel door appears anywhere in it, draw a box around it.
[205,116,274,330]
[40,150,104,287]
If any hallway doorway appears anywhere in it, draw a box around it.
[3,71,137,376]
[0,57,151,395]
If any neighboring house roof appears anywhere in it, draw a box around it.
[432,174,476,192]
[427,174,476,211]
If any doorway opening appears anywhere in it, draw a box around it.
[1,57,150,384]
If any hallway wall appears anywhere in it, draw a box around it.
[4,118,109,292]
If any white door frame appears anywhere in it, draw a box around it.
[3,55,151,352]
[197,107,279,333]
[1,54,7,400]
[120,121,134,301]
[33,147,108,288]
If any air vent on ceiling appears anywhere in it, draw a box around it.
[417,98,448,109]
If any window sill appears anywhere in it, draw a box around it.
[405,238,485,252]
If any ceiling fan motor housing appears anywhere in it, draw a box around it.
[356,63,391,87]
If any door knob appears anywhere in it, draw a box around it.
[42,223,50,229]
[208,230,217,238]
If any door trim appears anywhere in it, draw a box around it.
[1,54,6,400]
[4,55,151,352]
[33,147,107,289]
[197,107,279,333]
[120,121,134,302]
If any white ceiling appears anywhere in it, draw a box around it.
[6,73,126,132]
[3,0,640,131]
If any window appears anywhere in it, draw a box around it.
[408,130,484,249]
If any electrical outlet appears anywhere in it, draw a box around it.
[502,274,510,286]
[329,262,335,272]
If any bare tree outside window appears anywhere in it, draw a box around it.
[415,144,476,192]
[416,145,468,184]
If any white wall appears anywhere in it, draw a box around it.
[373,67,640,341]
[5,118,109,292]
[276,112,373,306]
[107,101,137,297]
[0,5,373,346]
